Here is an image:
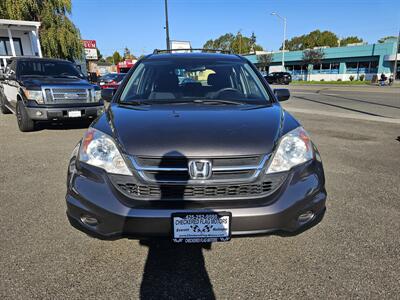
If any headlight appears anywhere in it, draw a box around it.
[23,89,44,104]
[95,90,101,101]
[79,128,132,175]
[266,127,314,174]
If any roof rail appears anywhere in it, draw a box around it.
[153,48,232,54]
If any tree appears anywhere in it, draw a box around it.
[203,32,263,54]
[203,33,235,51]
[112,51,122,64]
[123,47,137,60]
[0,0,83,60]
[378,36,397,43]
[302,49,325,80]
[96,48,103,61]
[105,56,114,64]
[282,30,363,50]
[283,30,338,51]
[256,53,273,72]
[340,36,363,46]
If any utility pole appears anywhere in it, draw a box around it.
[271,12,286,71]
[393,30,399,80]
[164,0,170,50]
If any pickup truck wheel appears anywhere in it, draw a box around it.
[16,101,36,132]
[0,94,12,114]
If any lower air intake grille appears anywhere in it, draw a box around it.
[116,177,285,200]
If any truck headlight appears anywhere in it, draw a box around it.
[266,127,314,174]
[23,89,44,104]
[79,128,132,175]
[95,90,101,101]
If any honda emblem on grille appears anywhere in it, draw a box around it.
[188,160,212,180]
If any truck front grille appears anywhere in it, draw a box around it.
[44,87,93,104]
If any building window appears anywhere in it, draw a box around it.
[331,63,339,74]
[369,61,378,73]
[321,63,331,74]
[358,62,369,74]
[0,37,24,56]
[346,62,358,74]
[312,63,321,74]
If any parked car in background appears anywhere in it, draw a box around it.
[0,57,103,132]
[98,73,126,90]
[264,72,292,85]
[66,50,326,242]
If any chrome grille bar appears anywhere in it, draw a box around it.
[129,154,270,184]
[41,85,94,104]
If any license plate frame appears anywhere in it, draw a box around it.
[68,110,82,118]
[171,212,232,243]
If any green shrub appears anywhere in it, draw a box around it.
[337,78,342,81]
[359,74,365,81]
[320,78,325,81]
[349,75,354,81]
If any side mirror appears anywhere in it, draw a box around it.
[101,88,115,102]
[274,88,290,102]
[8,73,16,81]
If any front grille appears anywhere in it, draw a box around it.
[135,156,263,168]
[132,155,266,183]
[44,87,92,104]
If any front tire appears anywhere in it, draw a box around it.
[16,101,36,132]
[0,94,12,114]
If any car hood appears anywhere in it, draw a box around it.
[20,77,92,88]
[96,104,286,158]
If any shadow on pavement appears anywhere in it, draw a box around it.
[138,152,216,299]
[294,95,389,118]
[35,119,92,131]
[139,240,215,299]
[317,91,400,110]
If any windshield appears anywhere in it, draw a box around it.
[100,73,117,80]
[119,58,270,104]
[18,60,84,78]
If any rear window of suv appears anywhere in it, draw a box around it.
[120,58,270,104]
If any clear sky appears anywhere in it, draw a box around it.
[70,0,400,57]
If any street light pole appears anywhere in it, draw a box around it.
[271,12,286,70]
[164,0,171,50]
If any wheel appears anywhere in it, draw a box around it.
[0,93,12,114]
[16,101,36,132]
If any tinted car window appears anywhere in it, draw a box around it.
[17,61,84,78]
[120,58,270,104]
[115,74,126,82]
[100,73,117,81]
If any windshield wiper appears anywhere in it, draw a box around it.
[20,74,49,78]
[119,100,152,106]
[53,75,80,79]
[192,99,246,105]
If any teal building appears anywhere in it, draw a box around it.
[244,39,399,81]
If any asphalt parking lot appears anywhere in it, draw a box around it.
[1,85,399,299]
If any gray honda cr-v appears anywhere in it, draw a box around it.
[66,50,326,243]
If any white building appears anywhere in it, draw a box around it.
[0,19,42,70]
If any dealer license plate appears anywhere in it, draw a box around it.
[172,212,231,243]
[68,110,81,118]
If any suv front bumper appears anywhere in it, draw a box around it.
[25,104,103,121]
[65,158,327,240]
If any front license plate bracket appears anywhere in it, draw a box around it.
[172,212,232,243]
